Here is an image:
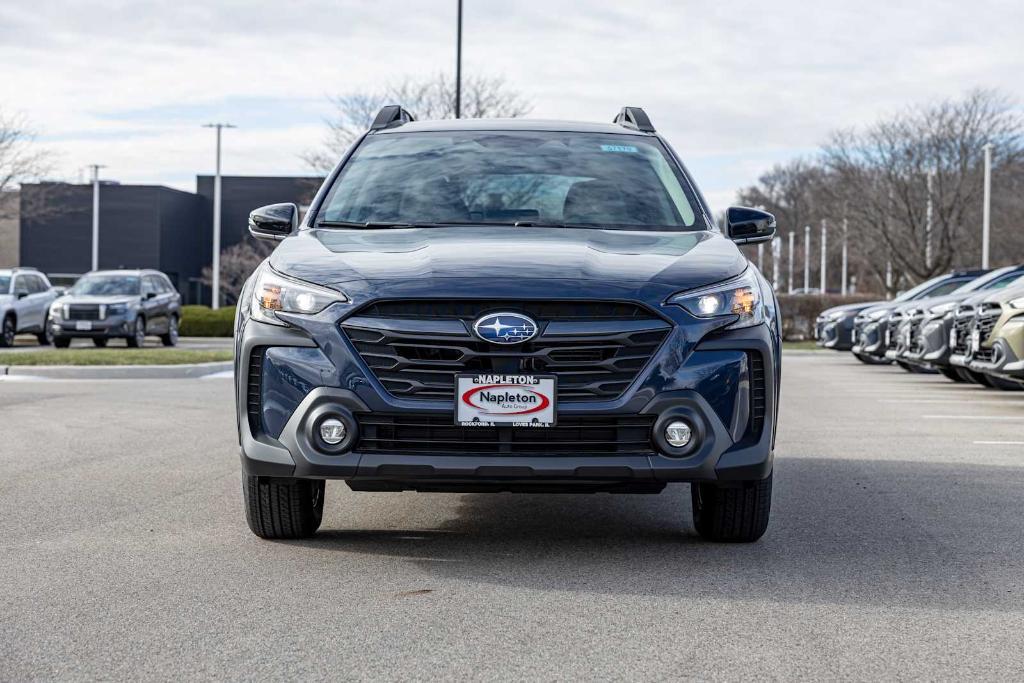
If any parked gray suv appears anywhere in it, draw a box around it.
[0,267,59,347]
[50,269,181,348]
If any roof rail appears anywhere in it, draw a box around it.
[613,107,655,133]
[369,105,416,131]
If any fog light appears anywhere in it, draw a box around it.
[319,418,347,445]
[665,420,692,448]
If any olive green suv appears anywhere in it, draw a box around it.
[950,283,1024,386]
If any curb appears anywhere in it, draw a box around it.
[0,361,233,380]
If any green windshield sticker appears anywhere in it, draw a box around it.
[600,144,639,153]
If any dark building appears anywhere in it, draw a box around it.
[18,176,323,304]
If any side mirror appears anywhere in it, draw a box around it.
[145,291,157,300]
[249,203,298,241]
[53,287,66,297]
[726,206,777,244]
[15,289,29,300]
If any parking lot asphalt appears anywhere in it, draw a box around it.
[1,352,1023,680]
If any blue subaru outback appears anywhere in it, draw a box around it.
[235,106,781,542]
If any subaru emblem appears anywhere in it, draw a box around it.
[473,312,538,345]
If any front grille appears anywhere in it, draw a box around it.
[974,313,999,362]
[247,347,265,434]
[951,307,974,355]
[342,300,671,402]
[886,313,903,350]
[749,352,766,438]
[356,413,656,455]
[66,305,102,321]
[906,314,924,354]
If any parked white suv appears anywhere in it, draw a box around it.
[0,268,59,347]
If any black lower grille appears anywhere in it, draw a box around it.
[749,352,766,437]
[67,305,101,321]
[886,314,903,350]
[952,309,974,354]
[356,413,656,455]
[906,315,924,354]
[247,348,265,434]
[342,300,670,402]
[974,314,999,362]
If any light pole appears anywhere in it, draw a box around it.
[803,225,810,291]
[841,217,849,296]
[454,0,463,118]
[203,123,235,310]
[771,236,780,291]
[787,231,794,294]
[820,219,827,293]
[88,164,105,272]
[982,142,993,268]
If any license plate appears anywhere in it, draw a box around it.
[456,374,556,427]
[75,321,92,331]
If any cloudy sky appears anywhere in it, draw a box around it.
[2,0,1022,209]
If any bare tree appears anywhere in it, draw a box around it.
[822,89,1023,285]
[304,74,532,172]
[0,110,51,220]
[201,238,274,306]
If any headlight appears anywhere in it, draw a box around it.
[50,303,63,319]
[669,269,764,329]
[1008,296,1024,310]
[107,303,129,315]
[250,266,348,326]
[828,310,847,321]
[928,302,956,316]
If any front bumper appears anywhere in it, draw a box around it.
[852,319,887,357]
[816,315,855,350]
[235,304,778,489]
[52,315,132,338]
[903,315,954,367]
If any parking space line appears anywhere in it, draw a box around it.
[882,399,1024,405]
[923,415,1022,421]
[974,441,1024,445]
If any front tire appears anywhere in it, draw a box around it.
[691,473,772,543]
[36,319,54,346]
[244,476,325,539]
[987,375,1024,391]
[92,337,108,348]
[854,352,891,365]
[940,367,966,382]
[53,336,71,348]
[0,315,14,347]
[127,317,146,348]
[160,316,179,347]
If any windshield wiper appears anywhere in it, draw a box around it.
[316,220,430,229]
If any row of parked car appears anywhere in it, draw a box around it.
[815,266,1024,389]
[0,267,182,348]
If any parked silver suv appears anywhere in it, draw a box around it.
[0,268,59,347]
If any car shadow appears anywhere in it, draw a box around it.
[281,456,1024,611]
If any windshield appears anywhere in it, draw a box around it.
[953,268,1017,294]
[316,131,706,231]
[70,275,140,296]
[0,276,9,293]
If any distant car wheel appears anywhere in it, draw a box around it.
[987,375,1024,391]
[36,319,54,346]
[691,473,772,543]
[93,338,108,348]
[244,476,325,539]
[961,369,992,386]
[53,336,71,348]
[939,367,967,382]
[160,316,179,347]
[127,317,146,348]
[0,315,14,347]
[853,352,891,365]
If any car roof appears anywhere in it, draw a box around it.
[375,118,652,136]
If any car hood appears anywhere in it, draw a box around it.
[894,291,975,315]
[54,295,138,306]
[820,301,882,318]
[271,227,747,293]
